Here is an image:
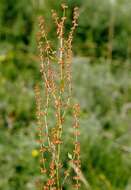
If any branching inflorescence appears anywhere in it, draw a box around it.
[35,4,81,190]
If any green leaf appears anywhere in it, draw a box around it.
[68,153,73,160]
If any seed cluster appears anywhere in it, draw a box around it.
[72,104,81,189]
[35,4,81,190]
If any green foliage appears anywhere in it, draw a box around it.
[0,127,39,190]
[0,0,131,58]
[0,1,131,189]
[73,58,131,189]
[0,56,131,189]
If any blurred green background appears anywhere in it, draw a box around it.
[0,0,131,189]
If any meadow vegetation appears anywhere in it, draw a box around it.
[0,0,131,190]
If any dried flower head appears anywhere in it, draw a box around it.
[35,4,81,190]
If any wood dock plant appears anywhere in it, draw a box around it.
[35,4,81,190]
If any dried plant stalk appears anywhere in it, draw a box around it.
[35,4,81,190]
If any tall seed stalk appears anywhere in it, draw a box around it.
[35,4,81,190]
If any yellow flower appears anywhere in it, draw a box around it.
[32,149,39,157]
[0,54,6,62]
